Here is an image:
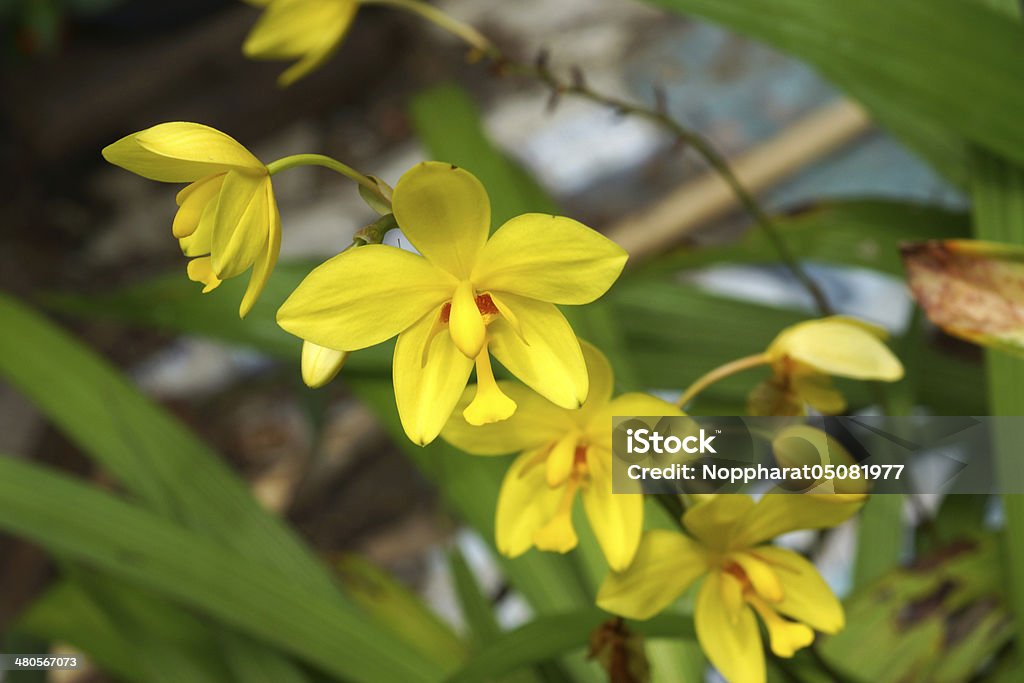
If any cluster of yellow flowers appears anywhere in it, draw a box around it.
[100,3,910,682]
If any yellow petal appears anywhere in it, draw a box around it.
[545,430,579,487]
[730,552,784,603]
[392,162,490,279]
[103,122,261,182]
[186,257,222,293]
[751,546,845,634]
[179,195,218,257]
[582,447,643,571]
[393,311,474,445]
[495,448,566,557]
[239,179,281,317]
[790,371,847,414]
[584,392,685,452]
[696,572,766,683]
[463,349,517,425]
[487,291,525,340]
[683,495,756,551]
[301,340,348,388]
[277,245,456,351]
[767,317,904,381]
[596,530,708,620]
[571,340,615,424]
[449,280,486,358]
[533,506,579,554]
[173,174,225,238]
[442,382,575,455]
[211,172,271,279]
[243,0,358,86]
[729,494,865,550]
[487,293,588,410]
[748,596,815,658]
[473,213,627,304]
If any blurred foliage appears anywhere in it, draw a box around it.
[820,536,1012,683]
[4,0,1024,680]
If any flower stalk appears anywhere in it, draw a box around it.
[676,353,768,408]
[266,153,385,197]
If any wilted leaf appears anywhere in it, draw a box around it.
[902,240,1024,356]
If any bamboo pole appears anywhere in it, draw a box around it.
[608,98,873,260]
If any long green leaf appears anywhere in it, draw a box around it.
[0,293,438,679]
[646,0,1024,185]
[968,0,1024,647]
[448,547,502,646]
[17,581,161,683]
[337,554,467,670]
[651,199,969,276]
[0,455,442,683]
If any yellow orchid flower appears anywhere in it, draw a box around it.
[597,494,864,683]
[678,316,904,415]
[442,342,681,571]
[278,162,627,445]
[243,0,359,86]
[755,316,904,415]
[103,122,280,318]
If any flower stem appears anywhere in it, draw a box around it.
[676,353,768,409]
[266,153,385,199]
[360,0,495,56]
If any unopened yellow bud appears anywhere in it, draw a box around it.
[301,340,348,389]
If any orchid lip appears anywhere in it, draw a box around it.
[440,291,500,324]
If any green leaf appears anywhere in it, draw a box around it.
[852,495,905,589]
[967,0,1024,645]
[17,581,150,683]
[409,83,559,226]
[448,547,502,647]
[444,610,695,683]
[0,455,443,683]
[821,535,1012,683]
[447,549,545,683]
[651,199,969,277]
[0,293,438,680]
[645,0,1024,185]
[337,554,467,671]
[219,631,311,683]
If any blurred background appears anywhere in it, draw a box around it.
[0,0,991,681]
